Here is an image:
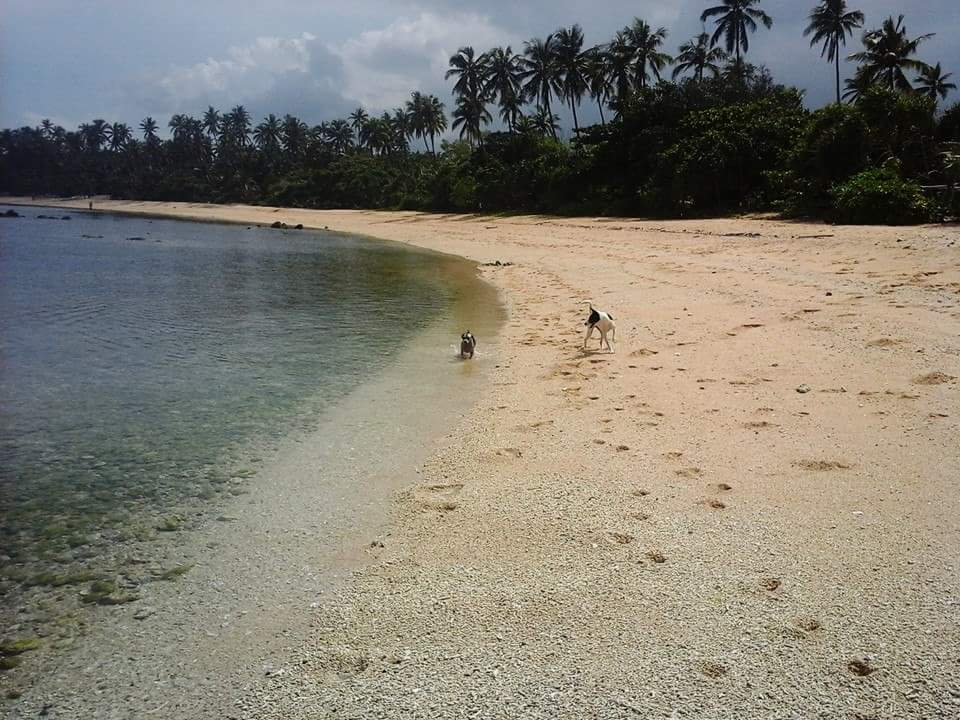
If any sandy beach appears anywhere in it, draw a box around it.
[3,198,960,718]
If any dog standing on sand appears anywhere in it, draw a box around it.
[460,331,477,359]
[583,304,616,352]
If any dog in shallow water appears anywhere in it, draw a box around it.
[583,304,616,352]
[460,331,477,359]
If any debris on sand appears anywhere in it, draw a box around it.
[796,384,812,393]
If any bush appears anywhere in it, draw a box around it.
[830,168,933,225]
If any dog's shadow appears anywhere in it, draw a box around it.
[577,346,615,358]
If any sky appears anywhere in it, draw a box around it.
[1,1,958,137]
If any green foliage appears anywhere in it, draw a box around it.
[830,168,933,224]
[938,102,960,141]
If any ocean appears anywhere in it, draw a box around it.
[0,205,501,611]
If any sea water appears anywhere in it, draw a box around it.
[0,206,500,596]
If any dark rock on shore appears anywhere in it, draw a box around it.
[1,209,20,218]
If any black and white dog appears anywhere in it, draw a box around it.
[583,304,616,352]
[460,331,477,359]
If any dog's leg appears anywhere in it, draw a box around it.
[583,325,595,347]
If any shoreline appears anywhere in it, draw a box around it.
[3,198,960,718]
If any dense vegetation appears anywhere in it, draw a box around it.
[2,1,958,223]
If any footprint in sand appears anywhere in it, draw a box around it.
[709,483,733,492]
[795,618,821,632]
[645,550,667,564]
[495,447,523,458]
[616,445,630,452]
[607,532,635,545]
[664,451,683,460]
[794,460,851,471]
[700,499,726,510]
[761,578,781,591]
[632,488,650,497]
[675,467,702,478]
[743,421,778,430]
[700,661,728,679]
[627,511,650,521]
[913,371,956,385]
[416,482,464,512]
[866,337,904,349]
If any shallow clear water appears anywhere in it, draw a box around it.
[0,207,493,566]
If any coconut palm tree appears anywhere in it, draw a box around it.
[584,49,614,124]
[701,0,773,63]
[532,106,561,138]
[202,106,221,137]
[139,117,159,143]
[406,91,431,152]
[107,122,131,151]
[554,25,590,133]
[254,114,282,155]
[605,33,636,108]
[424,95,447,154]
[673,32,728,81]
[349,108,369,147]
[848,15,933,92]
[447,47,488,105]
[281,114,308,160]
[452,95,491,147]
[842,65,876,102]
[804,0,865,104]
[916,63,956,102]
[521,35,562,138]
[625,19,672,89]
[325,119,354,154]
[40,119,54,139]
[484,46,523,132]
[228,105,251,146]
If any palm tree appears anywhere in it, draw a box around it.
[532,106,561,138]
[325,119,354,154]
[804,0,865,104]
[139,117,159,143]
[554,25,590,133]
[447,47,488,104]
[254,114,282,155]
[701,0,773,63]
[842,65,875,102]
[849,15,933,92]
[625,19,672,89]
[202,106,221,137]
[406,91,431,152]
[916,63,956,102]
[584,49,614,124]
[451,95,491,147]
[81,119,110,151]
[673,32,728,81]
[281,115,308,160]
[484,46,523,132]
[349,108,369,147]
[228,105,251,146]
[424,95,447,154]
[107,122,131,151]
[605,33,636,108]
[521,35,561,138]
[40,118,55,139]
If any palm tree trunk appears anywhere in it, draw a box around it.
[430,133,436,155]
[596,97,606,125]
[423,135,430,153]
[835,52,841,105]
[570,98,580,134]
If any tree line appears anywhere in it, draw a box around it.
[1,0,958,224]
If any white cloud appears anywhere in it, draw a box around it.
[157,33,317,105]
[332,11,516,111]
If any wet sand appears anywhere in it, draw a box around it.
[3,198,959,718]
